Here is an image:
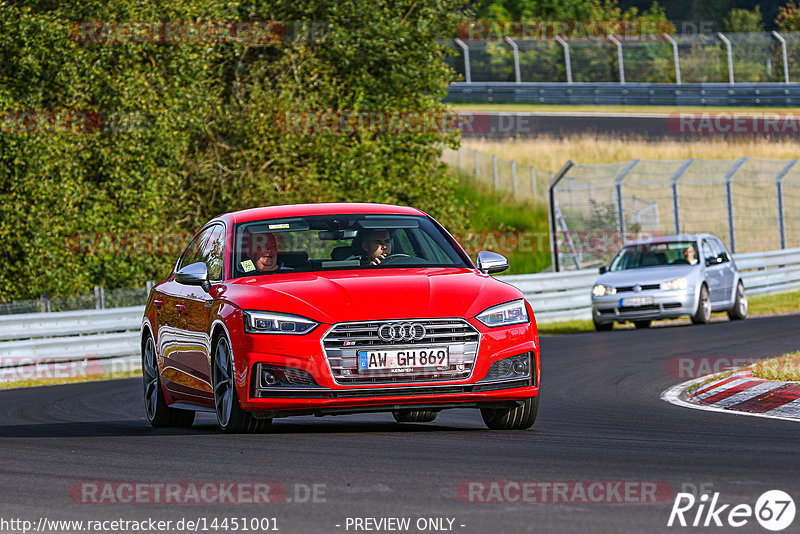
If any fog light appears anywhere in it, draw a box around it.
[262,369,278,386]
[512,360,528,375]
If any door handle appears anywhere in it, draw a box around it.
[175,303,186,313]
[153,298,164,309]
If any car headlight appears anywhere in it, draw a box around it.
[592,284,616,297]
[476,299,529,327]
[660,278,687,291]
[243,311,319,335]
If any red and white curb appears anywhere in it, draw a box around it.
[662,368,800,423]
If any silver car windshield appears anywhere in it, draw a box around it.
[609,241,698,271]
[230,214,470,277]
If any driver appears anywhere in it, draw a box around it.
[683,244,698,265]
[360,229,393,266]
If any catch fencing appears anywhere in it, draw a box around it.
[549,157,800,271]
[442,146,551,202]
[445,31,800,85]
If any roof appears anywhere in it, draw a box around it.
[625,234,717,246]
[216,203,426,225]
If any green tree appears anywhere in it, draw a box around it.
[723,6,765,32]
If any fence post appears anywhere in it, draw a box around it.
[669,158,695,234]
[775,159,798,249]
[474,150,480,178]
[549,161,576,272]
[457,147,462,170]
[614,160,640,234]
[724,157,748,253]
[511,161,517,195]
[492,155,499,189]
[717,33,735,85]
[609,35,625,84]
[39,293,51,313]
[454,38,471,84]
[94,286,105,310]
[555,36,573,84]
[531,167,537,196]
[504,36,521,83]
[663,33,682,84]
[772,31,790,84]
[146,280,155,296]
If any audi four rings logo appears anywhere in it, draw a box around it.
[378,322,426,342]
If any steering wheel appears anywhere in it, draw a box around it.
[380,253,412,265]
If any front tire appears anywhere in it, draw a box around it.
[727,281,748,320]
[593,318,613,331]
[212,335,271,433]
[393,410,438,423]
[633,320,652,329]
[481,397,538,430]
[142,334,195,428]
[691,285,711,324]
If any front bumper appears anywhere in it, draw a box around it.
[592,288,696,323]
[232,318,539,416]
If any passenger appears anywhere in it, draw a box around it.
[241,232,291,273]
[684,244,698,265]
[359,229,393,266]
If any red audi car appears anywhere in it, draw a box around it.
[141,203,540,432]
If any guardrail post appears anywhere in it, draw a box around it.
[717,33,735,85]
[549,160,576,272]
[555,36,573,84]
[504,36,521,83]
[454,38,471,84]
[609,35,625,84]
[492,155,499,189]
[775,159,798,249]
[456,147,462,170]
[669,158,695,233]
[531,167,537,196]
[39,293,51,313]
[772,31,791,84]
[511,160,517,195]
[663,34,682,84]
[94,286,105,310]
[614,159,640,234]
[724,157,748,253]
[474,150,480,178]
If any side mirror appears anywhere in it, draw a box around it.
[477,251,509,274]
[706,256,723,267]
[176,261,211,292]
[599,266,607,274]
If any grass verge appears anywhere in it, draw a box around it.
[751,351,800,381]
[0,369,141,390]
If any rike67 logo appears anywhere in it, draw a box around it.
[668,490,795,531]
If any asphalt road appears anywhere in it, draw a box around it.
[1,314,799,534]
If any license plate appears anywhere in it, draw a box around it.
[620,296,654,307]
[358,347,449,371]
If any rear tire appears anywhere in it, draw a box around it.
[392,410,438,423]
[633,320,652,329]
[481,397,538,430]
[593,319,613,331]
[691,285,711,325]
[142,334,195,428]
[212,335,271,433]
[727,281,748,320]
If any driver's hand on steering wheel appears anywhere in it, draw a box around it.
[370,253,387,265]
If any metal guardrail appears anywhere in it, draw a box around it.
[0,248,797,381]
[498,247,800,323]
[445,82,800,107]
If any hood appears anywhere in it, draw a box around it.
[221,268,523,323]
[596,264,698,286]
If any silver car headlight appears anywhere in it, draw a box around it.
[244,311,319,334]
[592,284,616,297]
[660,278,687,291]
[476,299,529,327]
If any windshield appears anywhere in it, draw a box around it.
[609,241,698,271]
[230,214,470,278]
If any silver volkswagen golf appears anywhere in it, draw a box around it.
[591,234,748,331]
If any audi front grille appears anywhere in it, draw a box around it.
[321,318,480,385]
